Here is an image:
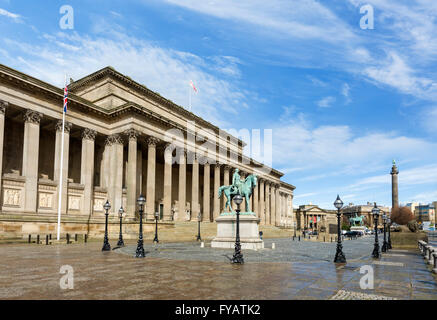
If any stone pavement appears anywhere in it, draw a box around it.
[0,236,436,300]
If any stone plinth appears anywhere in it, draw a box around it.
[211,214,264,250]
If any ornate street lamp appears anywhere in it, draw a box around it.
[102,200,111,251]
[333,195,346,263]
[153,211,159,244]
[231,194,244,264]
[135,194,146,258]
[381,212,388,253]
[387,217,392,249]
[196,212,202,241]
[117,207,125,247]
[371,202,380,259]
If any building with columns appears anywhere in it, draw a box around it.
[0,64,295,238]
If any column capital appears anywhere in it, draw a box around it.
[147,136,160,146]
[106,133,124,146]
[214,163,223,168]
[55,120,72,133]
[23,110,43,124]
[223,165,233,171]
[0,100,8,114]
[125,128,140,141]
[82,128,97,141]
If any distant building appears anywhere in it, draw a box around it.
[341,202,389,227]
[414,203,435,224]
[406,202,419,215]
[295,204,337,233]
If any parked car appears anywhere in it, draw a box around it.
[345,231,361,238]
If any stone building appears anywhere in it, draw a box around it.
[341,203,389,227]
[0,64,295,238]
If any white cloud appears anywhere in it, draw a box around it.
[341,83,351,104]
[0,8,20,20]
[317,96,336,108]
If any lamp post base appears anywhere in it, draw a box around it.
[117,238,125,247]
[102,241,111,251]
[372,244,380,259]
[334,245,346,263]
[382,241,388,253]
[135,240,145,258]
[231,244,244,264]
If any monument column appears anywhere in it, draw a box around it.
[265,182,271,225]
[390,161,399,209]
[0,101,6,197]
[202,161,210,222]
[126,129,139,219]
[22,110,43,213]
[191,154,200,220]
[163,143,172,221]
[146,136,159,220]
[259,179,265,224]
[177,149,186,221]
[213,164,221,220]
[80,128,96,216]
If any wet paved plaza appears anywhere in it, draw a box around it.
[0,236,436,300]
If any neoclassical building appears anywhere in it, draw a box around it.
[0,64,295,238]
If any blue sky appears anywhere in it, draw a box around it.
[1,0,437,209]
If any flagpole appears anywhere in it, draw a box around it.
[189,84,191,112]
[56,74,67,241]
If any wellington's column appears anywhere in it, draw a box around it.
[390,160,399,209]
[177,149,186,221]
[213,164,221,219]
[80,128,96,216]
[265,182,271,225]
[107,134,124,214]
[126,129,139,219]
[22,110,43,213]
[163,143,172,221]
[146,137,159,220]
[259,179,265,224]
[191,154,199,220]
[0,101,7,197]
[202,161,210,222]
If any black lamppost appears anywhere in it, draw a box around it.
[102,200,111,251]
[231,194,244,264]
[371,202,380,259]
[135,194,146,258]
[294,221,297,238]
[153,211,159,243]
[387,217,392,249]
[196,213,202,241]
[117,207,125,247]
[381,212,388,252]
[333,195,346,263]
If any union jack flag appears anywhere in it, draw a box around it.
[63,85,68,113]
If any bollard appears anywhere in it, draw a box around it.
[28,234,31,243]
[36,235,40,244]
[49,234,52,240]
[75,234,78,242]
[66,233,70,244]
[45,235,49,245]
[200,242,204,248]
[324,236,325,242]
[298,235,300,241]
[272,243,275,250]
[84,234,88,243]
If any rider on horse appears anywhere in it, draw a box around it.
[232,169,244,196]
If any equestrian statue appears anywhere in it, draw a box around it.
[217,168,257,215]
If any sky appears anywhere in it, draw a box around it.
[0,0,436,209]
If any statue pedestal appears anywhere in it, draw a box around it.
[351,226,366,235]
[211,214,264,250]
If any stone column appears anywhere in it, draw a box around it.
[146,136,159,220]
[22,110,43,213]
[0,101,7,198]
[203,162,210,222]
[391,162,399,209]
[259,179,265,224]
[80,128,96,216]
[265,182,271,225]
[163,142,172,221]
[54,120,72,214]
[275,185,280,226]
[191,155,199,220]
[177,149,186,221]
[106,134,124,214]
[253,176,259,216]
[213,164,221,220]
[126,129,139,219]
